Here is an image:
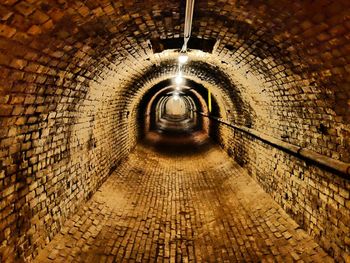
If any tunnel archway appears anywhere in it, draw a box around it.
[0,1,349,262]
[137,78,220,140]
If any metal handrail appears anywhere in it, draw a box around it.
[198,112,350,176]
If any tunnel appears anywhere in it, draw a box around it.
[0,0,349,262]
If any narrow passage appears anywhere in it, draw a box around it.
[35,136,331,262]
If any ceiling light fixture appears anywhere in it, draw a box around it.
[173,0,195,89]
[175,74,183,85]
[178,53,189,64]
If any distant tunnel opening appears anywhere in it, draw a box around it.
[136,78,221,149]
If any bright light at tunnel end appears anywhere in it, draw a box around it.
[175,74,183,85]
[173,93,180,101]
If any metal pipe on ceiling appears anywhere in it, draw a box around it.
[182,0,195,52]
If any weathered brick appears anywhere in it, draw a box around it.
[34,142,331,263]
[14,2,35,16]
[0,105,13,116]
[0,24,16,37]
[0,1,348,262]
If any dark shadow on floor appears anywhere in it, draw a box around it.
[140,130,213,157]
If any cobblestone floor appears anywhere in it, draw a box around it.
[35,134,332,262]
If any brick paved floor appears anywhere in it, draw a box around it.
[35,134,332,262]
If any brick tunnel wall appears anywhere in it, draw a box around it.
[210,1,350,260]
[217,124,349,261]
[0,53,140,261]
[0,0,350,262]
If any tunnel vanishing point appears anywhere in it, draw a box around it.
[0,0,350,262]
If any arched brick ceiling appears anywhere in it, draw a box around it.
[1,0,349,164]
[71,55,256,169]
